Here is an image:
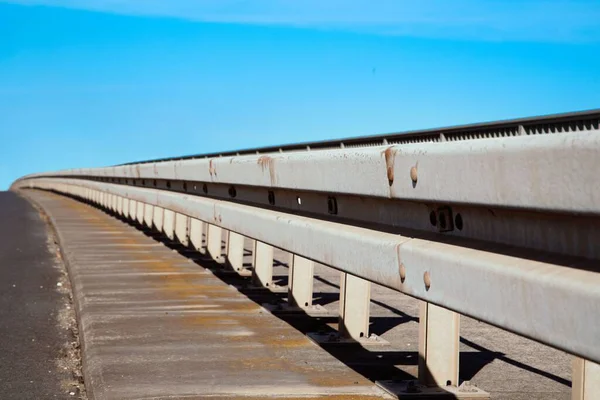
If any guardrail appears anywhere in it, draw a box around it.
[12,110,600,398]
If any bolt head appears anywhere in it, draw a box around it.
[423,271,431,290]
[410,166,418,182]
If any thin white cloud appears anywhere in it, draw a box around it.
[4,0,600,42]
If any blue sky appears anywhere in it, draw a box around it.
[1,1,600,189]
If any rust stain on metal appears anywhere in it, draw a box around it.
[208,159,217,178]
[257,156,277,185]
[135,165,141,178]
[381,147,396,187]
[395,243,405,284]
[399,263,406,283]
[410,164,418,183]
[213,205,219,223]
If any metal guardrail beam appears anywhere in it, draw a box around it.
[18,177,600,366]
[26,129,600,214]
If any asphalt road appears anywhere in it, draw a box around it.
[0,191,73,399]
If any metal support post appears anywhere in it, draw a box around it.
[136,201,144,225]
[116,196,123,215]
[163,209,175,240]
[129,200,137,222]
[175,213,189,247]
[418,301,460,388]
[153,206,164,232]
[207,224,223,262]
[143,204,154,228]
[226,231,245,272]
[572,358,600,400]
[339,272,371,340]
[251,241,274,287]
[122,198,130,218]
[288,254,314,308]
[189,218,206,254]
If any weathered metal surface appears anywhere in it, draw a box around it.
[252,241,274,287]
[418,302,460,387]
[339,273,371,341]
[163,208,175,240]
[16,178,600,365]
[226,231,246,273]
[572,358,600,400]
[207,224,223,262]
[175,213,189,247]
[189,218,205,253]
[288,255,315,308]
[19,128,600,213]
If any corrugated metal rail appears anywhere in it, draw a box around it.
[12,109,600,398]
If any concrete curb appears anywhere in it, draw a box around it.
[18,190,96,400]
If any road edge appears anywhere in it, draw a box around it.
[17,189,92,400]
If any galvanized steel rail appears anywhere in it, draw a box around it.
[12,109,600,398]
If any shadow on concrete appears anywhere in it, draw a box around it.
[459,338,570,387]
[62,192,570,397]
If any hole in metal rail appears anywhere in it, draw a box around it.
[268,191,275,205]
[455,213,463,230]
[297,196,302,205]
[183,182,188,192]
[439,214,447,230]
[327,196,338,215]
[429,211,437,226]
[202,184,208,194]
[228,186,237,198]
[166,181,171,189]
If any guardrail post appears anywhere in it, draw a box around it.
[252,241,274,287]
[339,272,371,340]
[207,224,223,262]
[572,358,600,399]
[175,213,190,247]
[122,198,130,218]
[117,196,123,216]
[129,200,137,222]
[226,231,245,273]
[288,255,314,308]
[189,218,206,254]
[163,209,175,240]
[136,202,145,225]
[110,194,117,213]
[153,206,164,232]
[418,301,460,388]
[143,204,154,228]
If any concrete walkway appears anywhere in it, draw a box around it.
[24,190,387,400]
